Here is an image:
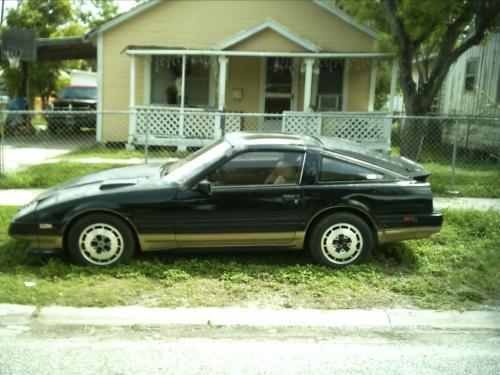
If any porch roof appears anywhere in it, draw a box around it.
[125,46,395,59]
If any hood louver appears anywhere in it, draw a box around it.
[100,179,138,190]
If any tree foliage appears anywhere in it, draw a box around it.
[2,0,119,107]
[335,0,500,115]
[2,0,72,105]
[74,0,119,29]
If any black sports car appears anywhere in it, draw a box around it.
[9,133,443,268]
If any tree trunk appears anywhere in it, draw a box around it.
[399,81,436,160]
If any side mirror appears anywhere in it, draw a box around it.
[196,179,212,195]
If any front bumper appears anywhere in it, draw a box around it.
[377,211,443,244]
[9,221,63,251]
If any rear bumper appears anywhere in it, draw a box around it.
[377,211,443,244]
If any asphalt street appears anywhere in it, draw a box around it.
[0,324,499,375]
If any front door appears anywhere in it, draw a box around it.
[172,150,306,247]
[263,58,297,131]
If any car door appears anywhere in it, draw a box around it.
[172,150,306,247]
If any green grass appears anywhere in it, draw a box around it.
[0,206,499,310]
[62,145,188,160]
[427,163,500,197]
[0,162,127,189]
[391,145,500,198]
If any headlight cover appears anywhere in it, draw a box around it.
[14,201,38,220]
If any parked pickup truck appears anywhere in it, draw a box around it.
[46,85,97,134]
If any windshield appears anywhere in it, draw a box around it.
[59,87,97,100]
[163,139,233,184]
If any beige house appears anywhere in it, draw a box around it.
[88,0,395,147]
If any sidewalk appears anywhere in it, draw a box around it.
[0,188,499,210]
[1,304,499,330]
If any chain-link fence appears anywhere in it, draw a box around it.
[0,109,498,196]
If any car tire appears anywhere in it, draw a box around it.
[67,213,136,267]
[309,212,373,268]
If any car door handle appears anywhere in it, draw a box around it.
[282,194,300,205]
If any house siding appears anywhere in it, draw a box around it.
[347,60,371,111]
[439,32,500,116]
[100,0,376,140]
[225,57,262,113]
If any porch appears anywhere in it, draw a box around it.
[120,48,397,151]
[131,108,392,151]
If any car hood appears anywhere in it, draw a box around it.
[35,163,172,203]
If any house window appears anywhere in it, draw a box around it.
[464,59,478,91]
[266,58,293,94]
[185,60,210,107]
[317,59,344,111]
[150,56,210,107]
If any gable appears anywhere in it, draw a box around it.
[215,19,320,52]
[101,0,376,53]
[229,28,309,52]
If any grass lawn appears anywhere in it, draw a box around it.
[62,145,188,160]
[427,163,500,197]
[0,206,498,310]
[0,162,127,189]
[392,145,500,198]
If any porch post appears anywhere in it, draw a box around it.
[342,59,350,111]
[215,56,228,140]
[368,59,378,111]
[143,55,151,105]
[179,54,186,138]
[218,56,228,110]
[127,54,137,149]
[303,58,314,111]
[180,55,186,109]
[389,58,398,112]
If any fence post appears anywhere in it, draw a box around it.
[447,121,460,195]
[126,108,137,151]
[144,111,149,164]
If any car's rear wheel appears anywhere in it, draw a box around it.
[67,213,136,266]
[309,212,373,268]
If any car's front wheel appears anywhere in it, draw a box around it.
[67,213,136,266]
[309,212,373,268]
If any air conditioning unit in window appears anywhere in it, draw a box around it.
[318,94,341,111]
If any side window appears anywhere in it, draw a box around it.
[319,156,381,182]
[464,59,478,91]
[208,151,304,187]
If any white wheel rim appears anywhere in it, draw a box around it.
[78,223,124,265]
[320,223,363,265]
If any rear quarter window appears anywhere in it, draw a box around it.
[319,156,382,182]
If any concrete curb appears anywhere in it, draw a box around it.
[1,304,499,330]
[434,197,500,211]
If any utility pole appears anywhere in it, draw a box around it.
[0,0,4,26]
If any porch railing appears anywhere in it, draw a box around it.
[132,106,242,149]
[283,111,392,151]
[131,106,392,151]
